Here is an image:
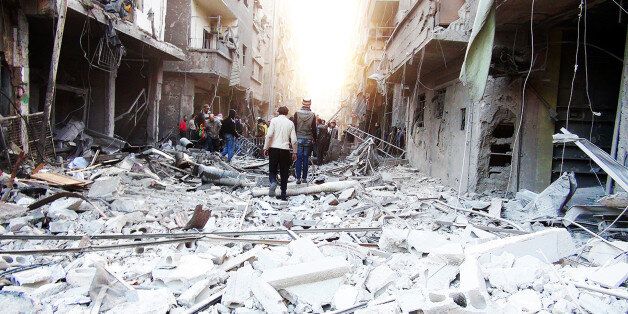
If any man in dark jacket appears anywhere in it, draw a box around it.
[293,99,317,184]
[220,109,239,162]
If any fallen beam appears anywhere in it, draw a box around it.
[252,180,361,197]
[0,227,382,241]
[260,256,350,289]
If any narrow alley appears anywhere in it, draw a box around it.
[0,0,627,313]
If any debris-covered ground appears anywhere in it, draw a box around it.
[0,140,627,313]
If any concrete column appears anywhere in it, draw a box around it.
[17,10,30,153]
[104,66,118,137]
[608,25,628,193]
[147,59,163,144]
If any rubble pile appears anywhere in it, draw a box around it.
[0,142,627,313]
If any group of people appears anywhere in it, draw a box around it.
[178,105,244,162]
[263,99,341,200]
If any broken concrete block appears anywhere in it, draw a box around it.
[407,230,449,255]
[395,289,426,313]
[422,291,464,313]
[88,177,121,199]
[288,238,325,263]
[251,278,288,314]
[81,219,105,235]
[10,264,65,286]
[488,198,503,218]
[107,288,176,314]
[516,189,538,207]
[283,277,342,312]
[486,255,546,293]
[333,284,359,309]
[430,242,465,263]
[507,289,542,313]
[260,256,350,289]
[89,263,138,311]
[365,264,395,294]
[49,220,77,233]
[48,197,83,212]
[152,255,215,293]
[65,267,96,288]
[222,264,255,308]
[524,173,576,219]
[585,240,628,266]
[459,257,489,310]
[466,228,576,263]
[463,226,498,245]
[338,188,355,202]
[177,279,211,307]
[425,263,459,291]
[47,207,79,221]
[0,291,36,314]
[110,198,146,213]
[587,262,628,288]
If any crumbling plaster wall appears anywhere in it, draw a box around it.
[159,73,194,140]
[405,74,544,194]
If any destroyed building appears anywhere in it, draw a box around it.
[348,0,628,195]
[160,0,300,140]
[0,0,628,313]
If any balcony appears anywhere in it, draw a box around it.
[383,0,469,82]
[164,49,232,79]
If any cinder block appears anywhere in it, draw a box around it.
[465,228,575,263]
[260,257,350,289]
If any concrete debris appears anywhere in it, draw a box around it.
[89,263,138,311]
[588,262,628,288]
[524,172,577,219]
[0,142,626,313]
[466,228,576,263]
[585,240,628,266]
[260,256,350,289]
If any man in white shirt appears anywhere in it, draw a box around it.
[263,106,297,200]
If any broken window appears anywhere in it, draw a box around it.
[460,108,466,130]
[414,94,425,129]
[488,123,514,167]
[433,88,446,119]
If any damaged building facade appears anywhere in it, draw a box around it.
[159,0,299,140]
[1,0,186,157]
[349,0,628,195]
[1,0,299,153]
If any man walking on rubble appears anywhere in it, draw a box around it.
[220,109,239,162]
[316,118,330,165]
[293,99,317,184]
[264,106,297,200]
[205,114,221,152]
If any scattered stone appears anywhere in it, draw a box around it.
[88,177,121,199]
[365,264,395,294]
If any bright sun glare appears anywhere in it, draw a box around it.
[287,0,362,119]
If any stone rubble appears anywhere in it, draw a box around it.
[0,145,626,313]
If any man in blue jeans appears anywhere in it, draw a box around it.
[220,109,239,162]
[293,99,318,184]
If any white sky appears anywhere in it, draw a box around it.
[287,0,362,119]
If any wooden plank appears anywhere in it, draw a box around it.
[43,0,67,134]
[30,172,90,187]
